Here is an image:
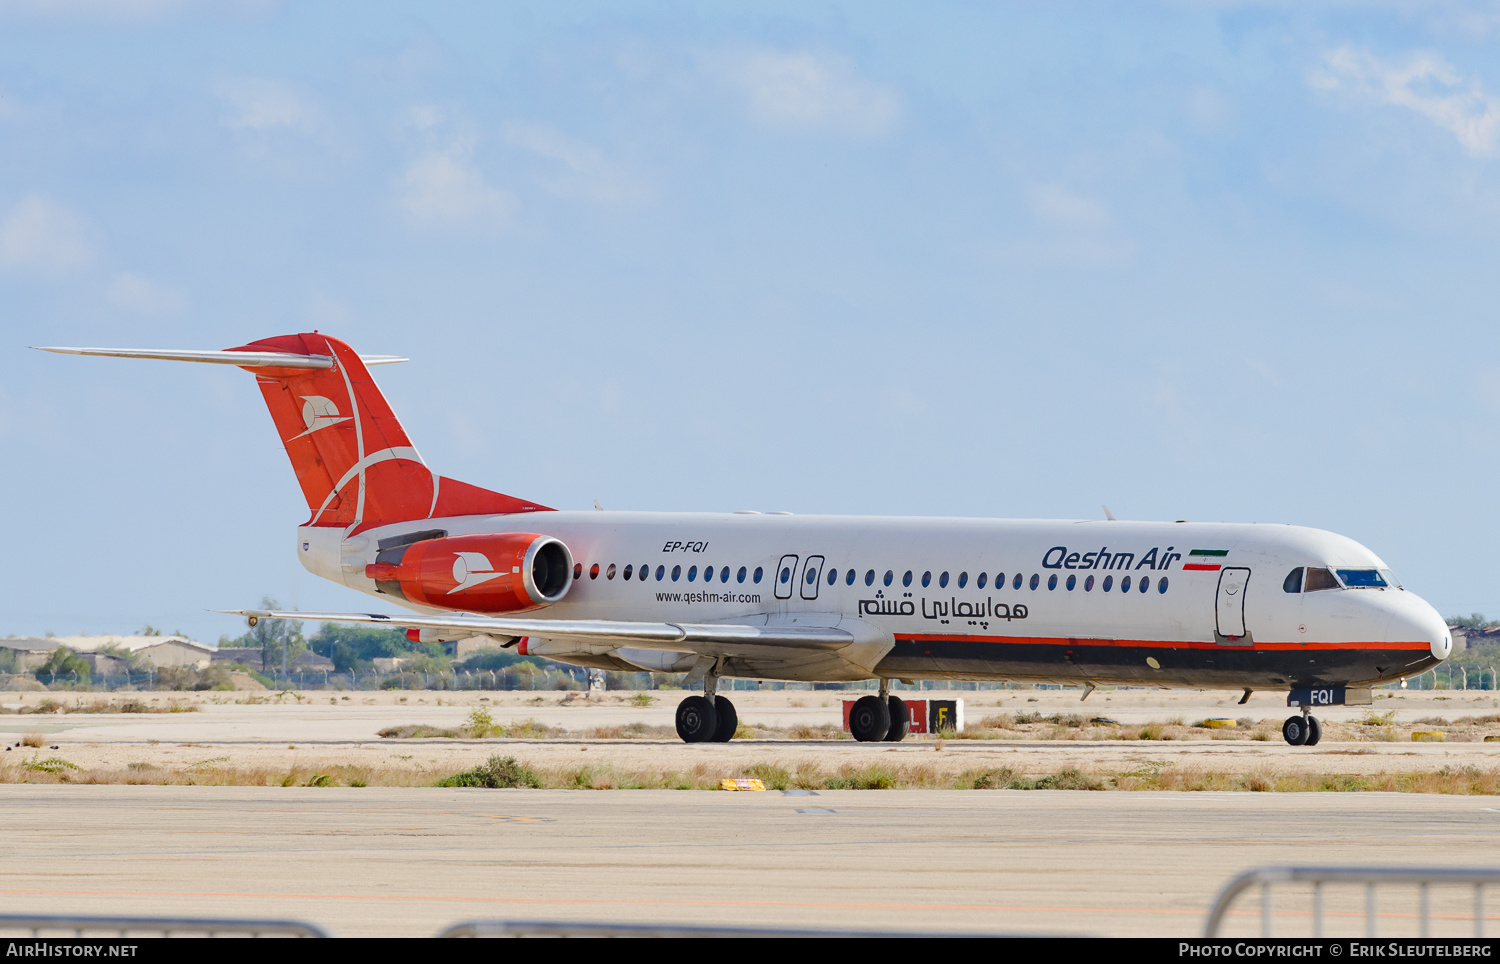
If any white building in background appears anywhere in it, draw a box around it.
[0,637,65,672]
[52,636,215,670]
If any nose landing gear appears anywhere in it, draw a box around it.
[1282,706,1322,746]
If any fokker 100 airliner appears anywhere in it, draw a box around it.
[42,333,1451,746]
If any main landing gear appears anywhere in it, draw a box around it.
[674,667,737,743]
[849,680,910,743]
[1282,706,1322,746]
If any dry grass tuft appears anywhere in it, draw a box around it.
[0,698,194,716]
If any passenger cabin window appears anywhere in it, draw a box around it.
[1283,568,1303,593]
[1304,567,1339,592]
[753,566,764,583]
[737,566,747,583]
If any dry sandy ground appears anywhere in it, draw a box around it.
[2,686,1499,789]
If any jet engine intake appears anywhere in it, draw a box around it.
[364,532,572,614]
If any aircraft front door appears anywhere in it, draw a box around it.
[800,555,825,600]
[1215,567,1252,643]
[773,554,799,600]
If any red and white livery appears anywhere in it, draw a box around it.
[43,333,1451,745]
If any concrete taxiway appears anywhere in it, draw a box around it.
[0,785,1495,938]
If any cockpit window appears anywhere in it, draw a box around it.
[1336,568,1393,588]
[1283,568,1303,593]
[1304,567,1339,592]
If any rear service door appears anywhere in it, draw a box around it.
[774,554,799,600]
[1215,567,1252,642]
[800,555,825,600]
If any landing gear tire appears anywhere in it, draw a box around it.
[1304,716,1322,747]
[1282,715,1309,746]
[676,695,719,743]
[883,695,911,742]
[849,694,891,742]
[711,696,738,743]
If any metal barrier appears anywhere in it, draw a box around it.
[438,919,1022,938]
[1204,866,1500,939]
[0,914,329,938]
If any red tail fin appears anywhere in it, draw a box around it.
[228,333,549,531]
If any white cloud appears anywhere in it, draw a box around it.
[398,140,513,229]
[503,122,646,204]
[1030,185,1111,230]
[216,77,318,132]
[0,195,96,277]
[1311,47,1500,157]
[108,271,187,315]
[705,48,901,136]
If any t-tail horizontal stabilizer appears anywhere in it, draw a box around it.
[39,333,549,530]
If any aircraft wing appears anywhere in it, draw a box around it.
[224,608,854,653]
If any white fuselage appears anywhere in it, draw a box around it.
[299,512,1450,689]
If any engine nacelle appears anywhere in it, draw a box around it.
[365,532,572,614]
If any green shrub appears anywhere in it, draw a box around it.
[967,767,1017,789]
[824,766,894,790]
[465,707,497,737]
[437,755,542,789]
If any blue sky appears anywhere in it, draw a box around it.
[3,1,1500,641]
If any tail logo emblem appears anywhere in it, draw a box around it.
[449,552,505,594]
[291,395,352,439]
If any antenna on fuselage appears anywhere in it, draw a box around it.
[1102,505,1117,521]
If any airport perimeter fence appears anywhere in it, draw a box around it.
[0,914,329,938]
[1204,866,1500,938]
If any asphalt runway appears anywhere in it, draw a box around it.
[0,786,1495,937]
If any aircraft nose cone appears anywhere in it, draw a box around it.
[1398,594,1451,661]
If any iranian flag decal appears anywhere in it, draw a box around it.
[1183,548,1228,571]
